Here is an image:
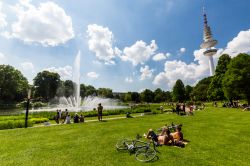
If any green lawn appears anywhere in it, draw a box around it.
[0,107,249,166]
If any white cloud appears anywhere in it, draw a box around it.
[8,1,74,46]
[87,24,117,65]
[21,62,34,70]
[166,52,171,57]
[140,65,154,80]
[120,40,158,66]
[152,53,166,61]
[125,77,133,83]
[0,52,5,60]
[223,29,250,57]
[45,65,72,80]
[87,72,99,79]
[180,47,186,53]
[0,2,7,28]
[153,48,223,89]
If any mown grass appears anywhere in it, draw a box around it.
[0,107,249,166]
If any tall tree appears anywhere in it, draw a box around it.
[64,80,74,97]
[33,71,60,101]
[85,85,97,96]
[172,79,185,102]
[140,89,154,103]
[0,65,29,102]
[154,88,164,103]
[207,54,231,101]
[222,53,250,105]
[97,88,113,98]
[185,85,193,101]
[191,77,213,101]
[131,92,140,103]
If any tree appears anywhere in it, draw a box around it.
[64,80,74,97]
[185,85,193,101]
[140,89,154,103]
[97,88,113,98]
[131,92,140,103]
[33,71,60,101]
[191,77,213,101]
[124,92,132,102]
[164,91,172,102]
[222,53,250,105]
[85,85,97,96]
[207,54,231,101]
[0,65,29,102]
[154,88,164,103]
[80,84,86,97]
[172,79,185,102]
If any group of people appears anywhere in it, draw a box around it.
[54,109,84,124]
[145,124,185,147]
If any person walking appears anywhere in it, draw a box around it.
[97,103,103,121]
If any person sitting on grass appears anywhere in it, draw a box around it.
[73,113,79,123]
[171,126,185,147]
[158,127,174,145]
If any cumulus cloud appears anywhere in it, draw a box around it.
[120,40,158,66]
[153,48,223,89]
[0,2,7,28]
[152,53,166,61]
[87,24,118,65]
[125,77,133,83]
[8,1,74,46]
[87,72,99,79]
[223,29,250,57]
[140,65,154,80]
[180,47,186,53]
[45,65,72,80]
[21,62,34,70]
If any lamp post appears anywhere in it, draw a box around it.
[25,89,31,128]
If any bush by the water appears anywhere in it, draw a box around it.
[0,120,32,130]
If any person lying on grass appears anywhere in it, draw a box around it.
[144,125,185,147]
[144,128,174,146]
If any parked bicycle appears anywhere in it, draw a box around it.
[116,135,158,162]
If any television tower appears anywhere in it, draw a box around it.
[200,4,218,76]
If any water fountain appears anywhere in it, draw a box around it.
[31,51,128,112]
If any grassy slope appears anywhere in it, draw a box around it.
[0,107,249,166]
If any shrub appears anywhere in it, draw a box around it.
[30,118,49,124]
[0,120,33,130]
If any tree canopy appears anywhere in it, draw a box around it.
[172,79,185,102]
[33,71,60,101]
[0,65,29,102]
[207,54,231,101]
[222,53,250,104]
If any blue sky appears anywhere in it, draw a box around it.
[0,0,250,92]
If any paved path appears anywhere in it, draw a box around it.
[34,114,144,128]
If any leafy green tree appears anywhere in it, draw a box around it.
[33,71,60,101]
[64,80,74,97]
[164,91,172,102]
[97,88,113,98]
[85,85,97,96]
[222,53,250,105]
[131,92,140,103]
[124,92,132,102]
[56,81,65,97]
[140,89,154,103]
[185,85,193,101]
[0,65,29,102]
[207,54,231,101]
[191,77,212,101]
[154,88,164,103]
[80,84,86,97]
[172,79,185,102]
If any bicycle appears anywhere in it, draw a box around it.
[116,135,158,162]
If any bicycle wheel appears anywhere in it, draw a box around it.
[135,147,156,162]
[116,139,132,150]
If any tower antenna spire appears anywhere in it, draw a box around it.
[200,0,218,76]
